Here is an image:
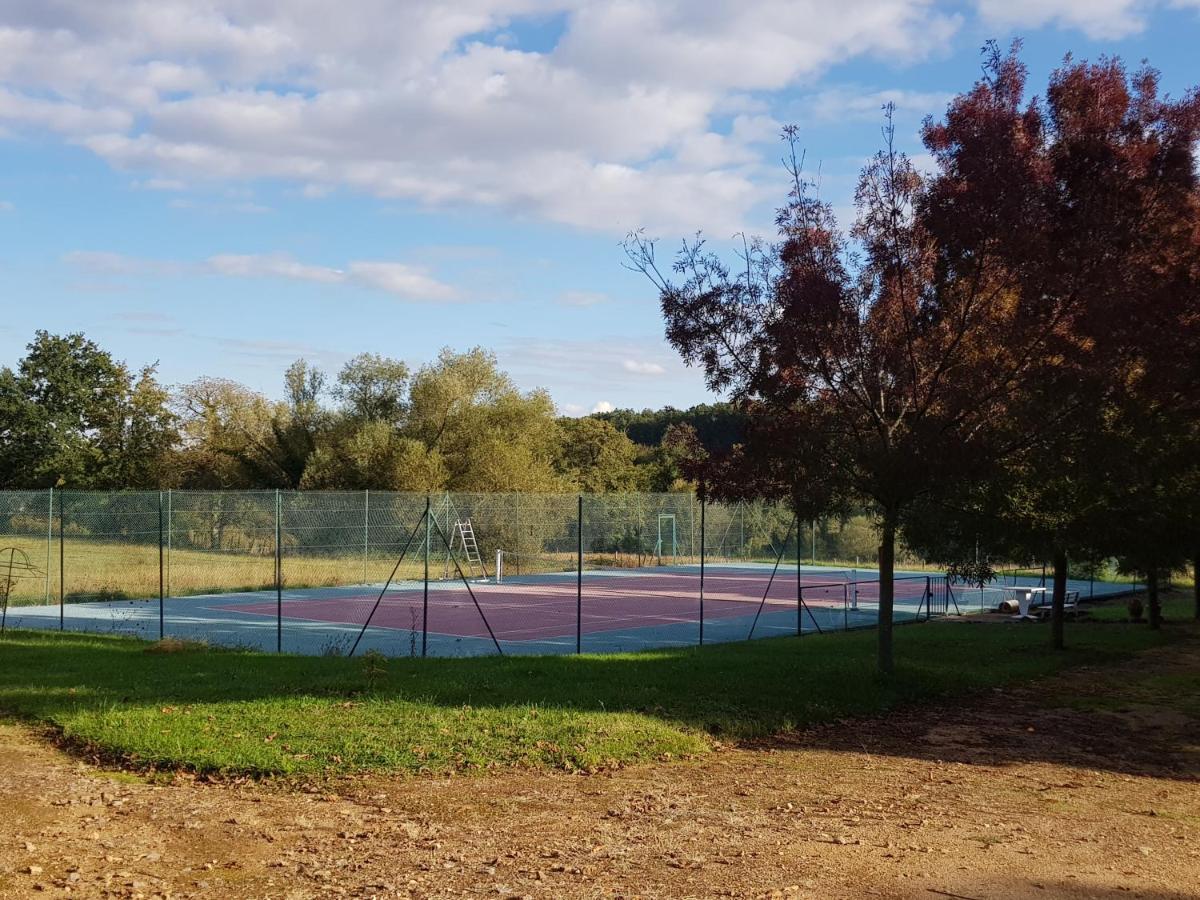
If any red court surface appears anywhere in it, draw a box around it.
[216,569,928,642]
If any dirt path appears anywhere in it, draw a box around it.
[2,637,1198,900]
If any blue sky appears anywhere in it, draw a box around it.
[1,1,1197,415]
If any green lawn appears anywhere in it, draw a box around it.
[0,595,1192,777]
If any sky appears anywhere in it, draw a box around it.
[1,1,1198,416]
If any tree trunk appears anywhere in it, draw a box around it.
[877,513,896,676]
[1193,552,1198,622]
[1147,568,1161,630]
[1051,548,1068,651]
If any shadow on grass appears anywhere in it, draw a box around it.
[0,596,1195,777]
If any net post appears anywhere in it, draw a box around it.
[576,494,583,655]
[422,495,430,658]
[275,489,282,654]
[699,491,705,646]
[158,491,165,641]
[58,492,65,631]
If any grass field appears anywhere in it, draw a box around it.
[0,593,1191,777]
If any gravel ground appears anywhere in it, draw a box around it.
[2,634,1197,900]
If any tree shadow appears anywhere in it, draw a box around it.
[0,616,1196,780]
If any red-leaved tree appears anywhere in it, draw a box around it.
[627,108,1065,675]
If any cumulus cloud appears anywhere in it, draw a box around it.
[64,249,458,301]
[0,0,965,234]
[591,400,615,414]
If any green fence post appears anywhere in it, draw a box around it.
[45,487,53,605]
[275,489,282,654]
[576,495,583,654]
[699,494,705,646]
[422,496,430,658]
[58,492,65,631]
[158,491,165,641]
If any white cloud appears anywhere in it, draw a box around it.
[622,359,667,376]
[591,400,615,414]
[973,0,1173,38]
[64,249,459,301]
[0,1,964,234]
[346,261,460,302]
[206,253,344,284]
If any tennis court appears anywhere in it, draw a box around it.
[0,560,1137,657]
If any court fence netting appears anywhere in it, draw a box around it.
[0,490,1141,657]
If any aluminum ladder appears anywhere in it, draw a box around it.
[449,519,487,579]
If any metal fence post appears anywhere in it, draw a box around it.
[699,495,705,646]
[45,487,53,604]
[165,488,172,599]
[158,491,165,641]
[58,492,65,631]
[275,489,282,653]
[363,489,370,584]
[576,495,583,654]
[797,545,803,636]
[422,495,430,658]
[812,519,816,566]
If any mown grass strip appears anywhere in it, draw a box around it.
[0,596,1190,777]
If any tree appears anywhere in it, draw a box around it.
[406,348,565,492]
[628,108,1068,674]
[595,403,746,453]
[915,45,1200,640]
[332,353,409,425]
[173,377,279,488]
[0,331,177,488]
[302,421,447,490]
[556,417,643,492]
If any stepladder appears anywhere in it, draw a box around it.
[447,519,488,580]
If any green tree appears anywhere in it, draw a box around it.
[407,348,565,492]
[173,377,280,488]
[332,353,409,425]
[0,331,177,488]
[556,417,643,492]
[302,421,447,490]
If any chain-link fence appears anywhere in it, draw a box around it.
[0,489,1141,656]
